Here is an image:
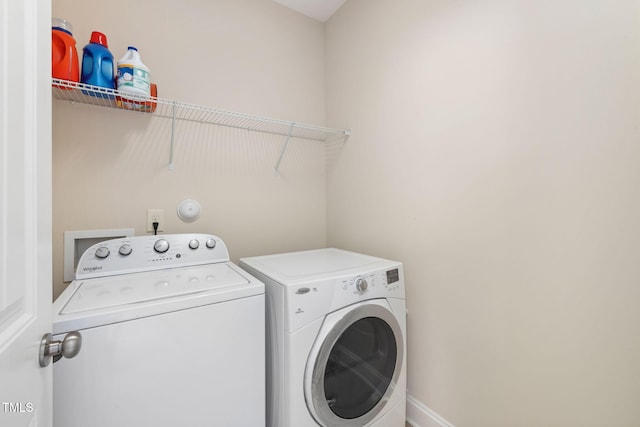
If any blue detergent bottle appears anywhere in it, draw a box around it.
[81,31,115,98]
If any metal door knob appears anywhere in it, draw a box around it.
[39,331,82,367]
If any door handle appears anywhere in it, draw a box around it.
[39,331,82,367]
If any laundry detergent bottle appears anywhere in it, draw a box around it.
[51,18,79,85]
[81,32,115,98]
[117,46,151,99]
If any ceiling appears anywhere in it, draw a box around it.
[271,0,348,22]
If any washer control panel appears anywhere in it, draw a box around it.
[75,234,229,280]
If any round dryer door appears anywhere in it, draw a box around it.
[304,299,404,427]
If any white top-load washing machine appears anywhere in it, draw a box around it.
[52,234,265,427]
[239,248,406,427]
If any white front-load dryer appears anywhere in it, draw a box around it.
[240,248,406,427]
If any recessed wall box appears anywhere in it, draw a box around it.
[63,228,135,282]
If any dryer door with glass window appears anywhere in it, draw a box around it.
[304,299,404,427]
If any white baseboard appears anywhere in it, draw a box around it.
[406,395,455,427]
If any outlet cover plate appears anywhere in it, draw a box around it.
[146,209,164,232]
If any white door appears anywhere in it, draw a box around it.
[0,0,53,426]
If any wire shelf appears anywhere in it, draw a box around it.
[52,78,351,143]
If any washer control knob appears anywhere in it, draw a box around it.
[154,239,170,253]
[355,277,368,293]
[95,246,110,259]
[118,244,133,256]
[205,238,216,249]
[189,239,200,250]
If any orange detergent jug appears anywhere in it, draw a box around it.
[52,18,79,86]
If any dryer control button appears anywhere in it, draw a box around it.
[205,238,216,249]
[188,239,200,249]
[355,277,368,293]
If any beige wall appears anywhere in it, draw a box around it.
[52,0,327,298]
[326,0,640,426]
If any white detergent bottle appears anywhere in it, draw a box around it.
[117,46,150,99]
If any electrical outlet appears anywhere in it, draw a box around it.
[146,209,164,233]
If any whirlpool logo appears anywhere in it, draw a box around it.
[82,266,103,273]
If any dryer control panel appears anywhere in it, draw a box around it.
[338,268,403,297]
[75,234,230,280]
[282,266,405,332]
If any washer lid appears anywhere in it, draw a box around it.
[60,263,249,315]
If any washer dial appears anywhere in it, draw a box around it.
[95,247,110,259]
[154,239,170,253]
[118,244,133,256]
